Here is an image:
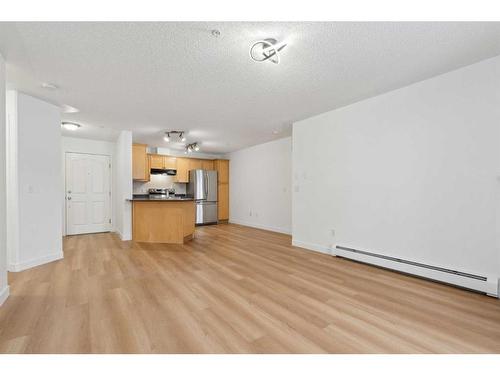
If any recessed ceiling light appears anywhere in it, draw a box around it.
[61,104,80,113]
[41,82,58,90]
[61,122,81,131]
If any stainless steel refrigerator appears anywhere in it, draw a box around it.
[187,169,218,225]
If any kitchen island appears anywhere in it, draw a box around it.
[130,196,195,244]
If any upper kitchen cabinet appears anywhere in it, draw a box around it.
[176,157,190,183]
[164,156,177,169]
[214,159,229,184]
[189,158,202,171]
[176,158,214,183]
[148,154,178,170]
[149,154,164,169]
[201,159,214,170]
[132,143,149,181]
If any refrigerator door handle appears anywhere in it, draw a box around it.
[204,171,209,198]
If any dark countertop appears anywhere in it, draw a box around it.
[129,195,194,202]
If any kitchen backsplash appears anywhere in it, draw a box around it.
[133,174,187,195]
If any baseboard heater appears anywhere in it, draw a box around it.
[334,245,499,297]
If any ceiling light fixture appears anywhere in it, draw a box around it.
[41,82,58,90]
[249,38,287,64]
[185,142,200,154]
[61,122,81,131]
[164,130,186,143]
[61,104,80,113]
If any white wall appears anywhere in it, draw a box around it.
[5,91,19,275]
[7,92,63,271]
[229,137,292,234]
[293,56,500,280]
[0,53,8,305]
[61,136,115,235]
[114,131,132,240]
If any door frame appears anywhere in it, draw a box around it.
[64,151,113,236]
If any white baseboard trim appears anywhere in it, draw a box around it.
[229,219,291,235]
[8,252,64,272]
[115,230,132,241]
[292,239,333,255]
[0,286,9,306]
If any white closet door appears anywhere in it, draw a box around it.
[66,153,111,235]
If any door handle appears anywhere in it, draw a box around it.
[204,172,209,198]
[67,197,72,200]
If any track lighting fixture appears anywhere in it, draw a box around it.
[164,130,186,143]
[185,142,200,154]
[163,131,199,153]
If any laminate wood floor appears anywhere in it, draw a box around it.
[1,224,499,353]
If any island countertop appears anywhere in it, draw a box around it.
[129,194,193,201]
[129,195,193,202]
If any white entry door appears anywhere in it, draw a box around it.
[66,153,112,235]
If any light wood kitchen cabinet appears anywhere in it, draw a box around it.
[189,158,202,171]
[149,154,164,169]
[214,159,229,184]
[176,157,190,183]
[214,159,230,221]
[164,156,177,169]
[149,154,177,170]
[132,143,149,181]
[217,183,229,221]
[201,159,214,170]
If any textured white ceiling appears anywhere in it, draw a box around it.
[1,22,500,153]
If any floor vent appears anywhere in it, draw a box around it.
[334,245,498,297]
